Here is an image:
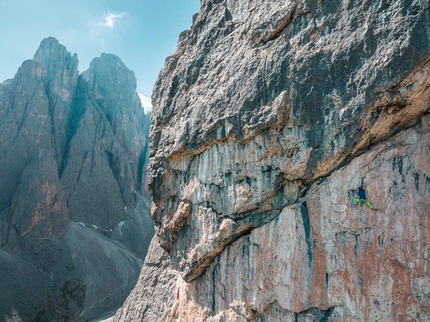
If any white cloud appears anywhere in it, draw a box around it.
[138,94,152,113]
[100,12,127,29]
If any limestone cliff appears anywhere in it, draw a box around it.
[117,0,429,321]
[0,38,153,321]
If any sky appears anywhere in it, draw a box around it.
[0,0,200,112]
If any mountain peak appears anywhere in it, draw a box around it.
[33,37,78,82]
[0,37,152,321]
[33,37,69,63]
[86,53,138,100]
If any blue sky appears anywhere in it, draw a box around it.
[0,0,200,111]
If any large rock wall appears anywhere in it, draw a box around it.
[0,38,153,321]
[118,116,430,322]
[167,115,430,321]
[118,0,429,321]
[148,0,429,282]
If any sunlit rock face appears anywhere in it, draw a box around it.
[148,0,430,282]
[116,0,430,321]
[166,116,430,321]
[0,37,153,321]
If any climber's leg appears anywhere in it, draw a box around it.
[365,200,374,209]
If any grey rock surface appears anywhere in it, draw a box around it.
[149,0,429,280]
[61,53,150,229]
[2,150,69,271]
[115,237,178,322]
[0,37,153,321]
[0,248,50,322]
[120,0,430,321]
[61,222,143,320]
[161,115,430,321]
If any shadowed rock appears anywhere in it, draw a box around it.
[0,38,153,321]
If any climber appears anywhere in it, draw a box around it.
[353,186,375,209]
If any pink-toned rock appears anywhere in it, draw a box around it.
[117,0,430,320]
[157,114,430,322]
[117,116,430,322]
[147,0,430,285]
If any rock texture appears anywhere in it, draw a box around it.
[0,38,153,321]
[117,0,430,321]
[163,117,430,321]
[115,237,178,322]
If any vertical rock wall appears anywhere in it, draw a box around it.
[167,116,430,321]
[118,0,429,321]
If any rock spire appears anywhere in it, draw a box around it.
[0,38,153,321]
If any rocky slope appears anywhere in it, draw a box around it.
[0,38,153,321]
[116,0,429,321]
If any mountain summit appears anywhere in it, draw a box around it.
[0,37,153,321]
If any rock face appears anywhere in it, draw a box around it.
[0,37,153,321]
[115,237,178,322]
[117,0,430,321]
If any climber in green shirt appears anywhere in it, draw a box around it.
[353,186,374,209]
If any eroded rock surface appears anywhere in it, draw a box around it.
[167,116,430,321]
[0,38,153,321]
[118,0,429,321]
[148,0,430,283]
[115,237,178,322]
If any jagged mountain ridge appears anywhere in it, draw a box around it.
[116,0,429,321]
[0,37,153,321]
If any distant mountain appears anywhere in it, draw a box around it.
[0,37,153,321]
